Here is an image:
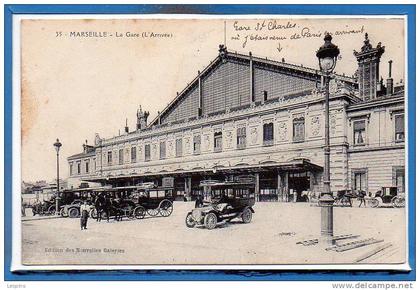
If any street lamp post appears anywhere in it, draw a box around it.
[53,138,62,215]
[316,34,340,245]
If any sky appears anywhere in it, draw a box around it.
[20,17,405,182]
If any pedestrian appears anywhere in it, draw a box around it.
[21,197,26,217]
[80,200,90,230]
[195,192,204,208]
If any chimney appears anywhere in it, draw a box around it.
[386,60,394,95]
[377,77,385,95]
[83,140,88,153]
[124,118,129,134]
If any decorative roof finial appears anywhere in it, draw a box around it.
[218,44,228,62]
[361,32,372,52]
[325,33,332,42]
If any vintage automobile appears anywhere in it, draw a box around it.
[31,190,79,216]
[367,186,405,208]
[59,188,96,218]
[31,197,57,216]
[185,176,256,230]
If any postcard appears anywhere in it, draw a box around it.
[14,15,408,271]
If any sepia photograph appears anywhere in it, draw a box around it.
[15,15,408,270]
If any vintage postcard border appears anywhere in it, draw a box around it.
[4,4,416,281]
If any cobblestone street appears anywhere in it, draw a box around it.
[21,202,406,266]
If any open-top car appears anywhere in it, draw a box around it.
[30,196,57,216]
[185,176,256,230]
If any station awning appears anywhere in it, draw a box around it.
[82,158,322,183]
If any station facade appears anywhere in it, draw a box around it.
[67,34,405,201]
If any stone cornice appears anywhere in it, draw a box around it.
[347,95,404,112]
[101,90,355,147]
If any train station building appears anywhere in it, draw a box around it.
[67,34,405,201]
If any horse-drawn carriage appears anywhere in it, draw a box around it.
[185,176,256,230]
[331,186,405,208]
[131,183,174,219]
[88,187,135,221]
[366,186,405,208]
[90,184,174,221]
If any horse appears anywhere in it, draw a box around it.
[356,190,367,207]
[110,198,124,222]
[94,194,104,222]
[335,190,353,207]
[95,193,112,222]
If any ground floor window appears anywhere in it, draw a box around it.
[352,169,368,192]
[393,166,405,193]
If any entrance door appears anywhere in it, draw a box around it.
[288,175,310,202]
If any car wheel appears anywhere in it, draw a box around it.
[48,205,56,215]
[185,213,196,228]
[90,208,97,219]
[68,207,80,218]
[60,207,68,217]
[204,212,217,230]
[242,208,253,223]
[134,206,146,219]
